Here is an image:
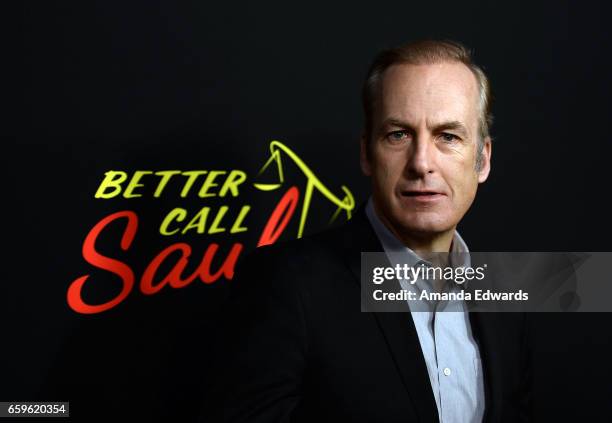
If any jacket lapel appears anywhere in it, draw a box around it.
[338,207,440,423]
[469,312,505,422]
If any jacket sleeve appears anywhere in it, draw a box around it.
[201,247,308,423]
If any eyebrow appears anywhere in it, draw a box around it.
[380,118,470,138]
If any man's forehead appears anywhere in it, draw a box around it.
[382,62,478,94]
[377,62,480,128]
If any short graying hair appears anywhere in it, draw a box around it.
[362,39,493,171]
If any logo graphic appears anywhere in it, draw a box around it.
[68,140,356,314]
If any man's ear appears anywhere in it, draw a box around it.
[477,136,492,183]
[360,136,372,176]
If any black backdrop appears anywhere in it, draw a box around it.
[14,0,612,421]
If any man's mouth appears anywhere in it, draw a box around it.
[400,190,446,202]
[402,191,444,196]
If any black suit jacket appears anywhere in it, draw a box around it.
[203,207,532,422]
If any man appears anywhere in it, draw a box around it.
[203,40,532,422]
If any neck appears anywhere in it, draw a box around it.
[395,228,455,254]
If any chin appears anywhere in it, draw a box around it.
[392,212,455,236]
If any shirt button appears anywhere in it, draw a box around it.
[443,367,451,376]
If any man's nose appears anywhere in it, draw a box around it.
[405,134,435,177]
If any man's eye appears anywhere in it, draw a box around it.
[440,133,459,143]
[387,131,409,143]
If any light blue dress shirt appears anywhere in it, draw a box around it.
[365,198,485,423]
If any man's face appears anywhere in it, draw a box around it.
[361,62,491,240]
